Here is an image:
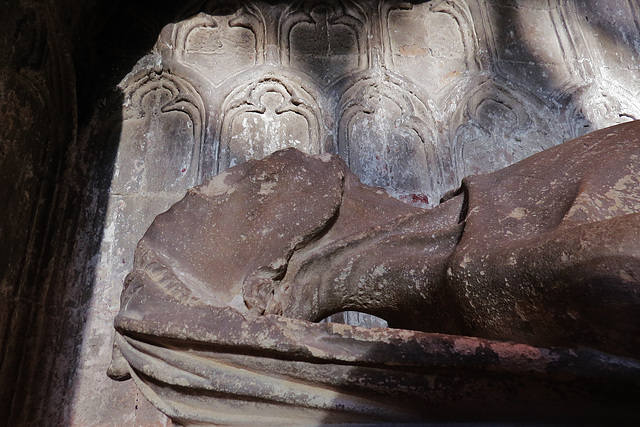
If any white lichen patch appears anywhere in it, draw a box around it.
[507,207,527,219]
[460,254,471,269]
[269,257,288,271]
[604,167,640,213]
[199,171,234,197]
[372,264,387,277]
[318,152,333,162]
[260,227,273,236]
[258,180,278,195]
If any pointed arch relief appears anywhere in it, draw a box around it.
[570,0,640,72]
[564,82,640,138]
[337,72,450,206]
[280,0,368,85]
[452,77,566,179]
[116,67,206,194]
[106,65,208,290]
[99,66,208,382]
[385,0,480,96]
[218,75,325,172]
[155,2,266,86]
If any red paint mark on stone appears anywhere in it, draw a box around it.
[399,193,430,207]
[411,194,429,204]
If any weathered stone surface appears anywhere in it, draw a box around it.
[112,122,640,425]
[5,0,640,425]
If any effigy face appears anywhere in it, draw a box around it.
[110,121,640,426]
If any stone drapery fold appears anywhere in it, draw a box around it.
[111,122,640,425]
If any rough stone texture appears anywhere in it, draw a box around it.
[3,0,640,426]
[111,124,640,425]
[0,2,90,424]
[0,1,184,425]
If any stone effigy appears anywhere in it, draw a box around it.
[109,121,640,425]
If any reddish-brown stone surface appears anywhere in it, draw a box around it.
[112,122,640,425]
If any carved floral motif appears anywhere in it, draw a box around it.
[106,6,640,423]
[281,0,368,84]
[451,77,562,178]
[118,68,206,190]
[218,75,324,171]
[337,72,448,202]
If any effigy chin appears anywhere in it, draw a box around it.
[108,122,640,426]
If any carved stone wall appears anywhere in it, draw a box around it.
[2,0,640,426]
[100,0,640,206]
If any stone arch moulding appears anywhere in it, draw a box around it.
[563,0,640,75]
[279,0,369,85]
[451,77,566,179]
[547,0,595,86]
[92,65,208,426]
[427,0,481,73]
[218,73,326,173]
[154,2,266,86]
[561,81,640,139]
[336,71,451,205]
[542,0,640,137]
[107,64,208,334]
[382,0,481,79]
[118,66,207,192]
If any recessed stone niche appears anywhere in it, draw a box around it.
[2,0,640,425]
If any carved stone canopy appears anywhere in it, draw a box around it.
[110,121,640,426]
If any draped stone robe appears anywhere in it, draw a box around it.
[110,121,640,426]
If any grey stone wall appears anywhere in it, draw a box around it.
[2,0,640,425]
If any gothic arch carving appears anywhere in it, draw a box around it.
[218,74,325,172]
[563,82,640,138]
[550,0,640,135]
[427,0,481,73]
[118,67,207,191]
[547,0,593,85]
[337,71,449,203]
[381,0,480,97]
[103,65,208,324]
[452,77,563,179]
[279,0,368,84]
[155,3,266,85]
